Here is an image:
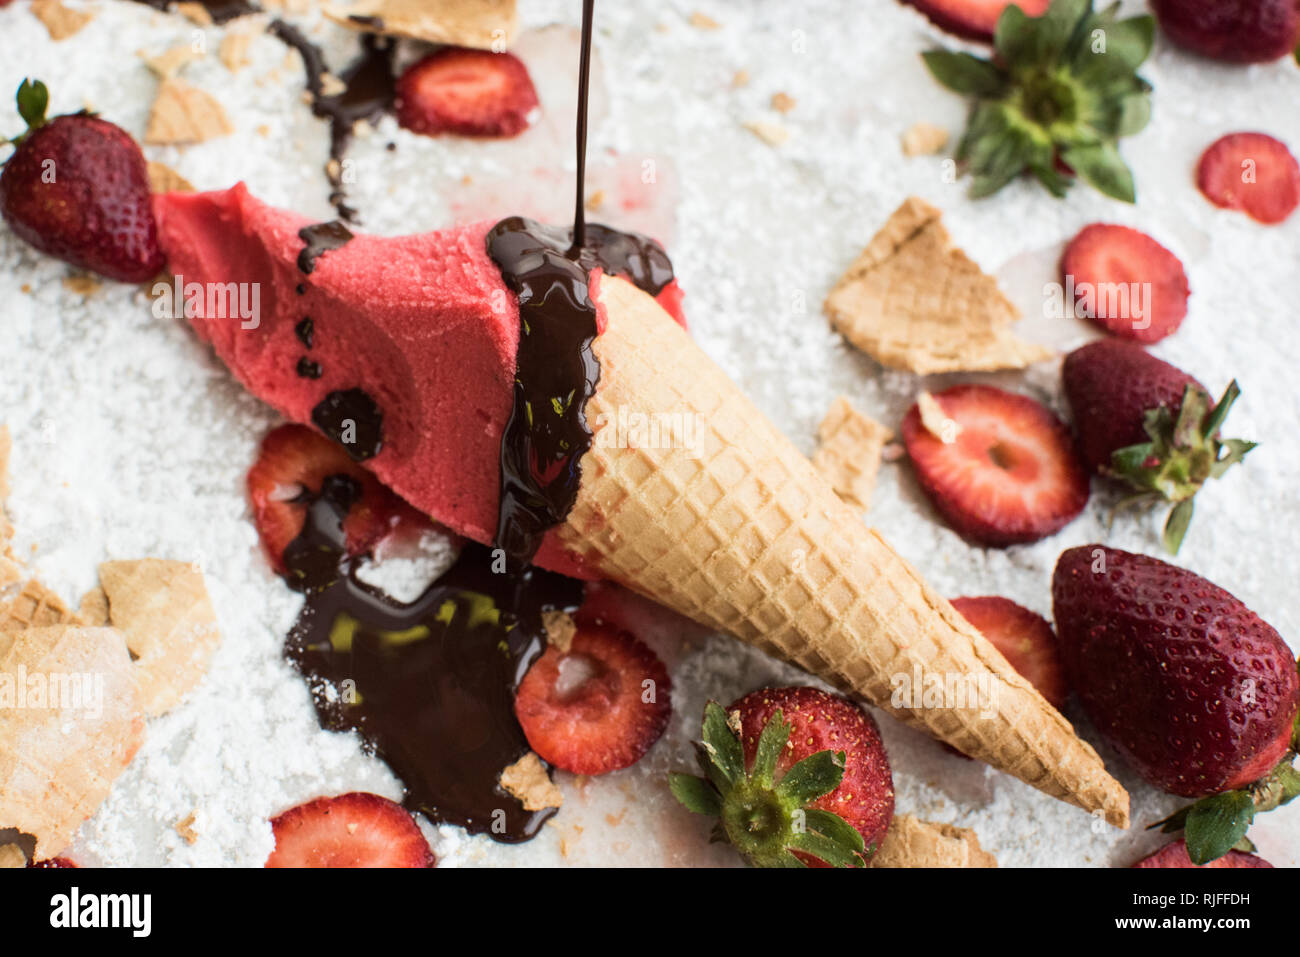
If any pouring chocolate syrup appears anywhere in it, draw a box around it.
[274,1,679,845]
[488,0,677,566]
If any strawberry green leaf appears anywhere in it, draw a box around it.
[1090,15,1155,71]
[1231,834,1258,854]
[774,749,846,807]
[1183,791,1255,865]
[14,79,49,136]
[804,808,869,857]
[750,708,790,788]
[920,51,1004,96]
[700,701,743,784]
[1060,141,1135,202]
[1202,380,1240,438]
[1163,498,1194,554]
[788,828,865,868]
[668,772,722,816]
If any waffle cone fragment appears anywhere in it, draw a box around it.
[560,277,1129,826]
[870,814,997,868]
[0,626,145,858]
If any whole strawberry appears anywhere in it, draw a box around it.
[1053,546,1298,862]
[1152,0,1300,64]
[670,688,893,868]
[1062,340,1254,552]
[1,80,164,282]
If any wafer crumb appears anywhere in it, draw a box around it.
[689,11,720,30]
[142,44,204,79]
[770,92,796,114]
[0,844,26,868]
[324,0,519,51]
[173,1,214,26]
[743,119,789,146]
[871,814,997,868]
[824,197,1053,374]
[730,69,750,88]
[147,161,195,194]
[542,609,576,652]
[902,122,948,156]
[917,391,961,444]
[812,396,893,512]
[499,752,563,811]
[61,274,102,296]
[219,32,253,72]
[176,811,201,844]
[146,79,234,145]
[31,0,93,41]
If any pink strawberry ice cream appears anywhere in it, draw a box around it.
[154,182,595,578]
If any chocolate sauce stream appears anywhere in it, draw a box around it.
[282,479,581,842]
[568,0,596,256]
[297,221,354,274]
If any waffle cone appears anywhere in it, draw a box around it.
[560,276,1129,827]
[870,814,997,868]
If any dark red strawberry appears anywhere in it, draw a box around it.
[514,619,671,775]
[1060,224,1190,343]
[27,857,77,868]
[1133,838,1272,869]
[395,48,538,138]
[1063,340,1253,552]
[1152,0,1299,64]
[1197,132,1300,226]
[904,0,1051,41]
[950,596,1068,710]
[1052,545,1299,800]
[0,80,165,282]
[901,385,1089,546]
[247,424,431,579]
[670,688,893,868]
[265,792,435,868]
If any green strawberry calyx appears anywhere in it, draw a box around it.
[1108,381,1256,554]
[668,701,871,868]
[6,79,51,150]
[921,0,1154,202]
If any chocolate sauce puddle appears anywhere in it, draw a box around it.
[282,477,581,842]
[270,22,398,222]
[312,388,384,461]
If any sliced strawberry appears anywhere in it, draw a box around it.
[950,596,1068,709]
[901,385,1089,546]
[903,0,1051,41]
[247,424,429,575]
[1197,132,1300,225]
[514,620,671,775]
[1060,224,1190,343]
[1132,839,1272,869]
[395,48,538,138]
[655,279,688,328]
[265,792,435,868]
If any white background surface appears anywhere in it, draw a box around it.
[0,0,1296,866]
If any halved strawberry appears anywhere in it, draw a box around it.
[247,424,429,575]
[265,792,435,868]
[950,596,1068,709]
[395,48,538,138]
[514,620,671,775]
[1132,839,1271,869]
[1060,224,1190,343]
[904,0,1051,41]
[901,386,1090,546]
[1197,132,1300,225]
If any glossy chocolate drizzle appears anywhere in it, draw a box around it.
[282,477,581,841]
[297,221,354,274]
[270,22,398,222]
[486,0,679,565]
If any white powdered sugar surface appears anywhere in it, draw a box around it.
[0,0,1296,867]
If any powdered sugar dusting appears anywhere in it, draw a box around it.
[0,0,1296,867]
